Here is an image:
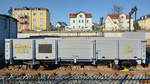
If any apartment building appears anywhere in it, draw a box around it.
[105,13,134,31]
[66,11,92,31]
[13,7,50,32]
[138,15,150,30]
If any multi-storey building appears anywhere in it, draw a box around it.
[138,15,150,30]
[66,11,92,31]
[13,7,50,32]
[105,13,134,31]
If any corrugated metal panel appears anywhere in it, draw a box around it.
[119,40,140,59]
[123,32,145,39]
[58,40,93,59]
[12,39,33,60]
[96,40,118,59]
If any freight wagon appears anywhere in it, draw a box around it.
[5,32,146,67]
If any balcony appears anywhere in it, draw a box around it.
[19,20,29,24]
[18,15,28,19]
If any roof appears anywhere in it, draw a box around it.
[0,14,18,21]
[56,22,67,26]
[93,23,100,26]
[107,14,132,19]
[14,7,49,11]
[70,11,92,18]
[139,14,150,20]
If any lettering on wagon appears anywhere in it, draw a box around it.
[124,44,133,53]
[14,44,31,53]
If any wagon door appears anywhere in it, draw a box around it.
[96,40,118,60]
[58,39,93,62]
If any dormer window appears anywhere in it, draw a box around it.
[121,16,124,19]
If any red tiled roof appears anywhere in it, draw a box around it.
[93,23,100,26]
[70,14,76,18]
[86,14,92,18]
[70,12,92,18]
[108,14,132,19]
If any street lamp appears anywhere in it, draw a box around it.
[100,17,104,32]
[129,6,138,32]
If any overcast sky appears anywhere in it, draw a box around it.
[0,0,149,25]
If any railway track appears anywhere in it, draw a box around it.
[1,70,150,84]
[0,70,150,75]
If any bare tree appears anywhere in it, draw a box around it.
[111,5,124,14]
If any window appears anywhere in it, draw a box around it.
[79,26,80,28]
[73,20,75,23]
[73,26,75,28]
[120,21,123,23]
[33,13,36,16]
[27,13,29,15]
[40,24,44,27]
[79,20,80,23]
[20,25,23,29]
[39,44,52,53]
[82,20,84,23]
[114,21,117,24]
[121,16,124,19]
[33,18,36,22]
[40,12,43,16]
[87,20,89,23]
[20,13,23,16]
[80,15,82,18]
[27,18,29,21]
[26,25,30,29]
[40,18,44,22]
[33,24,36,28]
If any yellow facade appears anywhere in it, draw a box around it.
[138,18,150,30]
[13,8,50,32]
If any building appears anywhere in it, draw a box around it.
[55,22,67,30]
[138,15,150,30]
[66,11,92,31]
[13,7,50,32]
[92,23,100,30]
[0,14,17,55]
[105,13,134,31]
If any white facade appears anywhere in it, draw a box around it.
[66,12,92,31]
[105,14,134,31]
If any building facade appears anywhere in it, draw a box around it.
[92,23,100,30]
[138,15,150,30]
[66,11,92,31]
[13,7,50,32]
[105,13,134,31]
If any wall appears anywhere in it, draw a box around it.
[18,32,150,39]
